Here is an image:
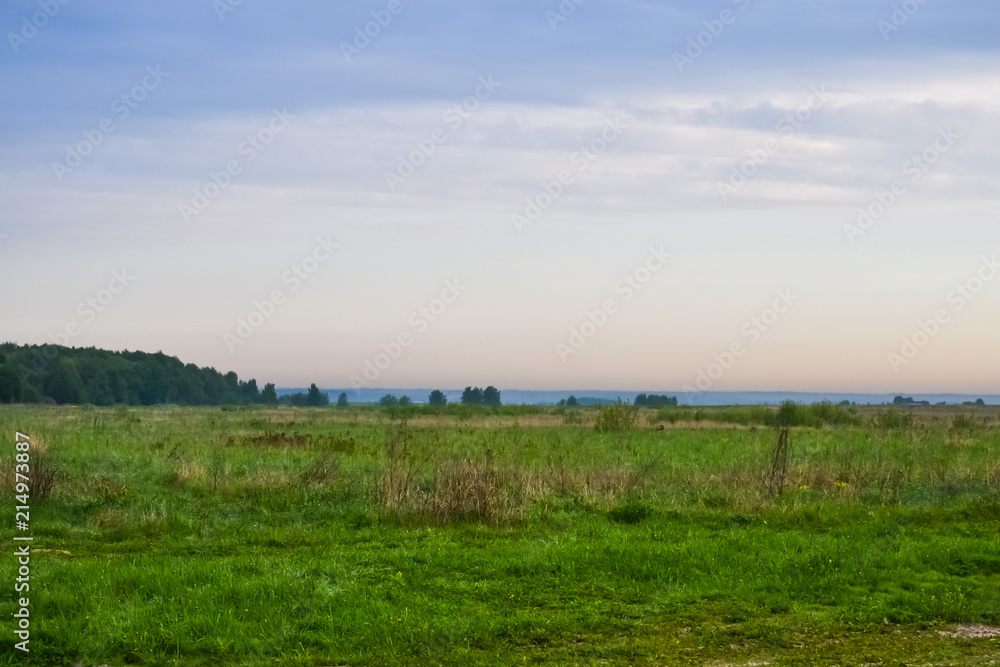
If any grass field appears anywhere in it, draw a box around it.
[1,403,999,666]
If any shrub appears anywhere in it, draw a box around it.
[425,459,521,525]
[772,400,808,427]
[5,453,61,500]
[594,399,638,433]
[30,454,61,500]
[741,405,773,425]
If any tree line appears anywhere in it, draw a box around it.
[633,393,678,408]
[557,394,678,408]
[373,387,502,409]
[0,344,507,409]
[0,343,289,406]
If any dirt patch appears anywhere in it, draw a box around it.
[938,624,1000,639]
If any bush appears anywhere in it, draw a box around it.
[772,400,808,427]
[425,459,521,525]
[594,399,638,433]
[743,405,774,425]
[31,454,61,500]
[5,453,61,500]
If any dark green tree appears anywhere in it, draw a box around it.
[483,386,501,407]
[337,392,349,408]
[282,391,309,407]
[261,383,279,405]
[240,378,260,402]
[398,396,412,407]
[0,343,284,406]
[379,394,398,409]
[46,358,86,404]
[566,395,578,407]
[642,394,677,409]
[428,389,447,406]
[0,365,23,403]
[306,383,329,407]
[461,386,484,405]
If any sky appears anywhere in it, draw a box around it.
[1,0,998,394]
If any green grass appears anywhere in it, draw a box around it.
[1,404,999,665]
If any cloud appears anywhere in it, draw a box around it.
[2,0,999,391]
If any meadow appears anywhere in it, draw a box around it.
[1,402,999,666]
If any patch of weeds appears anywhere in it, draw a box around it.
[608,501,653,524]
[347,510,377,529]
[595,399,638,433]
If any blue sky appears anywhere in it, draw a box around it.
[2,0,999,393]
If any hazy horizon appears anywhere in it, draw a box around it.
[2,1,998,395]
[277,386,1000,407]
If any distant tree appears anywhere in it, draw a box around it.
[774,400,806,427]
[240,378,260,402]
[398,396,412,407]
[0,365,23,403]
[282,391,309,407]
[337,392,349,408]
[634,393,648,407]
[643,394,677,409]
[976,398,986,407]
[379,394,399,409]
[260,383,279,405]
[461,386,484,405]
[566,395,579,407]
[483,386,501,407]
[428,389,447,406]
[306,383,329,407]
[46,358,86,404]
